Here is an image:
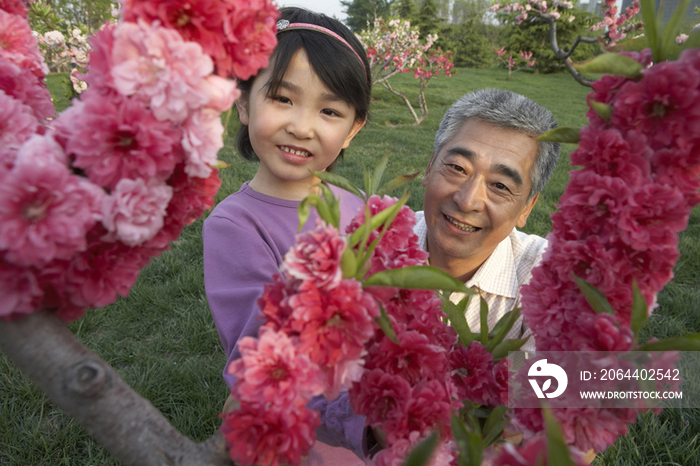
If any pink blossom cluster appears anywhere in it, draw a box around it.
[120,0,279,79]
[0,0,278,322]
[358,18,440,84]
[221,221,381,465]
[494,47,536,77]
[493,0,578,28]
[589,0,642,45]
[516,48,700,453]
[413,49,454,81]
[344,196,461,466]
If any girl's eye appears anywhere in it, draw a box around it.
[321,108,340,117]
[273,95,291,104]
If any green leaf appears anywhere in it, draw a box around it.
[487,308,520,352]
[492,338,529,359]
[441,293,474,346]
[364,266,476,295]
[544,407,576,466]
[660,0,691,61]
[376,304,399,344]
[630,279,648,342]
[640,0,660,61]
[376,170,422,197]
[451,415,483,466]
[638,334,700,351]
[318,182,340,227]
[297,197,312,231]
[312,171,365,201]
[589,100,612,122]
[405,432,439,466]
[349,196,407,247]
[363,166,372,196]
[608,35,651,53]
[571,273,615,315]
[370,150,392,196]
[482,406,508,447]
[534,127,580,144]
[480,296,489,346]
[340,247,358,279]
[573,53,643,79]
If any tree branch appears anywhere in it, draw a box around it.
[0,310,233,466]
[544,14,595,88]
[381,80,419,124]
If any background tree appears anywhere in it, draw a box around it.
[500,7,601,74]
[35,0,117,34]
[341,0,394,31]
[437,19,494,67]
[413,0,442,38]
[396,0,416,19]
[450,0,490,23]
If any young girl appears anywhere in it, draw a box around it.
[203,7,371,464]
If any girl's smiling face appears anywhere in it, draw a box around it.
[238,48,365,200]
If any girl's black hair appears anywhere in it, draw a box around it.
[234,7,372,172]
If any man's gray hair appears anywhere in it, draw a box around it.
[434,89,561,201]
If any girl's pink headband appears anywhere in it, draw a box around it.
[276,20,367,77]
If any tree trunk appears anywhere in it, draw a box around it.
[381,80,420,125]
[0,310,233,466]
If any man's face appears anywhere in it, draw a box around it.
[422,118,539,279]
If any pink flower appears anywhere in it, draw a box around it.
[221,401,320,466]
[366,330,447,385]
[222,0,278,79]
[571,313,634,351]
[54,91,183,191]
[0,135,103,268]
[283,221,346,290]
[349,368,413,426]
[181,108,224,178]
[491,358,510,406]
[201,74,239,112]
[617,183,689,251]
[60,228,152,312]
[80,24,116,91]
[572,127,652,184]
[0,9,46,77]
[0,58,54,120]
[385,379,454,441]
[449,341,495,406]
[121,0,227,67]
[0,89,37,168]
[0,0,30,17]
[258,274,298,331]
[111,20,214,123]
[0,256,41,319]
[611,60,700,150]
[228,327,325,406]
[287,279,378,368]
[101,178,173,247]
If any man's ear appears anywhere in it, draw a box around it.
[422,152,436,187]
[516,193,539,228]
[235,99,249,126]
[342,118,366,149]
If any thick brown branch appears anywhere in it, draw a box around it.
[0,310,233,466]
[544,14,595,88]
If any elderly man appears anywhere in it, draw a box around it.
[413,88,561,351]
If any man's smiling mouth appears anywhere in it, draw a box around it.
[280,145,311,158]
[445,214,480,232]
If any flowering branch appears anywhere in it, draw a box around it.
[0,311,234,466]
[359,18,454,125]
[492,0,643,87]
[494,46,536,79]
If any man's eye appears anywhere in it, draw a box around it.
[494,182,509,191]
[450,164,466,173]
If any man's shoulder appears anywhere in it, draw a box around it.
[509,228,548,280]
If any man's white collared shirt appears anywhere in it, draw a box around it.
[412,211,548,352]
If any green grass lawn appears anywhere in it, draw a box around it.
[2,68,699,465]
